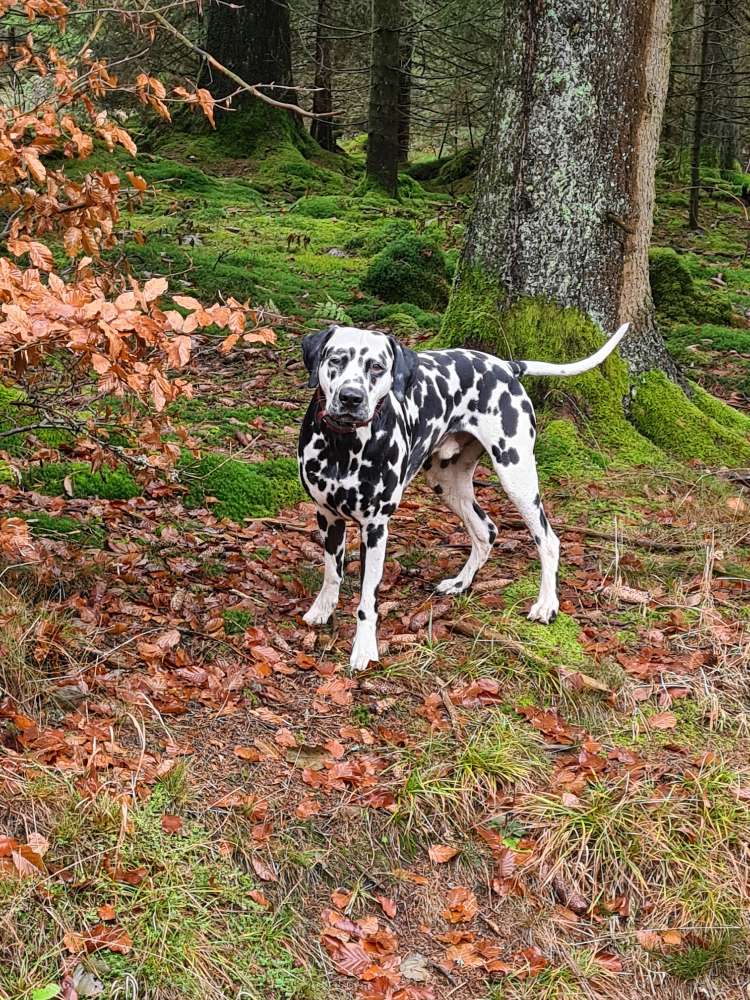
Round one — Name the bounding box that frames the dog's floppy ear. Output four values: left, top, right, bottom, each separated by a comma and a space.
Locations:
387, 335, 419, 403
302, 325, 335, 389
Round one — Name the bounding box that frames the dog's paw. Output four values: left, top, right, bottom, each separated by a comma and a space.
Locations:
303, 591, 338, 626
527, 597, 559, 624
435, 575, 469, 596
350, 630, 379, 671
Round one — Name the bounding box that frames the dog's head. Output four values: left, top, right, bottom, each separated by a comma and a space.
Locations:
302, 325, 418, 426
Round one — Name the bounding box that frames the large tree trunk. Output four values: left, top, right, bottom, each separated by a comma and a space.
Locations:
366, 0, 401, 195
310, 0, 336, 151
440, 0, 750, 466
199, 0, 296, 112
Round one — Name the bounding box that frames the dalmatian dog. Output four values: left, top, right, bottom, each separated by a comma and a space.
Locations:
297, 322, 630, 670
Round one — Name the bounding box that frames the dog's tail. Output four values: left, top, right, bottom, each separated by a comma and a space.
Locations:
516, 323, 630, 377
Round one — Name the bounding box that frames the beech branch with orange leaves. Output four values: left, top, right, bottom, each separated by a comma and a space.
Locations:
0, 0, 276, 478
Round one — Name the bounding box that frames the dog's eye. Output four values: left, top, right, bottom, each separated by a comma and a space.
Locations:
370, 363, 385, 377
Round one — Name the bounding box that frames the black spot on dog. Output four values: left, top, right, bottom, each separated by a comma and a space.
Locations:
521, 399, 536, 429
499, 393, 519, 436
358, 609, 366, 621
367, 523, 385, 548
539, 507, 549, 533
433, 483, 443, 495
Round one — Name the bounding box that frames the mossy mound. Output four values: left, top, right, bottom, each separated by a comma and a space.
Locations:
345, 218, 415, 256
375, 302, 442, 331
630, 371, 750, 465
23, 462, 140, 500
649, 247, 733, 325
154, 104, 353, 199
183, 455, 303, 521
290, 195, 351, 219
362, 234, 450, 309
406, 147, 480, 191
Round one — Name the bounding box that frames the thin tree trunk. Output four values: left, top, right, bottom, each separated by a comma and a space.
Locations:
397, 24, 414, 163
199, 0, 296, 113
689, 2, 710, 229
366, 0, 401, 195
311, 0, 336, 151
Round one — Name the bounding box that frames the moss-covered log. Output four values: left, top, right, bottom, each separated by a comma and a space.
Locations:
437, 0, 750, 468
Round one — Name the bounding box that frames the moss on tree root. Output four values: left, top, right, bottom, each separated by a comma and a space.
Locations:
630, 372, 750, 465
437, 266, 750, 468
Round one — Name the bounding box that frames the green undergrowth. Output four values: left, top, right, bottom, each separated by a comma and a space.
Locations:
665, 321, 750, 361
394, 710, 550, 830
519, 761, 750, 950
182, 454, 303, 521
535, 418, 609, 483
170, 398, 299, 446
0, 772, 322, 1000
153, 103, 354, 198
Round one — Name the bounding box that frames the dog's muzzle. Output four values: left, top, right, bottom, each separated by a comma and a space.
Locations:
315, 387, 382, 433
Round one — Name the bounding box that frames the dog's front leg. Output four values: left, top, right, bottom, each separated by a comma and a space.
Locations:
303, 511, 346, 626
350, 519, 388, 671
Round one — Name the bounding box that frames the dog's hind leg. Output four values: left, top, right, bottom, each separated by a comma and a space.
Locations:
425, 438, 497, 595
486, 448, 560, 623
304, 510, 346, 625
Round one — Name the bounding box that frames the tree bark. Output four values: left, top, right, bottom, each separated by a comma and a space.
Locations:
366, 0, 401, 195
199, 0, 296, 112
440, 0, 750, 465
445, 0, 677, 378
310, 0, 336, 151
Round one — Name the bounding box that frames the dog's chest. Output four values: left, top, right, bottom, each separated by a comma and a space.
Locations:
298, 422, 405, 520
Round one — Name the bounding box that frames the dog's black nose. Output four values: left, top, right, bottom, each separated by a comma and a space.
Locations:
339, 386, 365, 409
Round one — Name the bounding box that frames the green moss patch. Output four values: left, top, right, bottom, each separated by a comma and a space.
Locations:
362, 234, 450, 309
23, 462, 140, 500
183, 455, 303, 521
12, 510, 106, 546
290, 194, 351, 219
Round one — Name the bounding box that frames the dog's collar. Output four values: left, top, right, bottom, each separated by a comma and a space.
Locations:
315, 387, 384, 434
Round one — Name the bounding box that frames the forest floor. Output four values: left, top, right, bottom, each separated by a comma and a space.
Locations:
1, 130, 750, 1000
